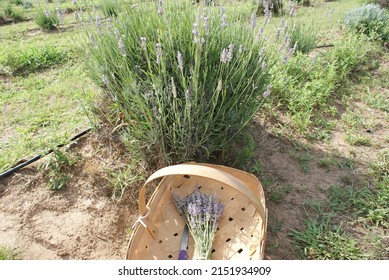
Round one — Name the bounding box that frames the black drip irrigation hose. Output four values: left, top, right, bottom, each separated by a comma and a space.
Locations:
0, 127, 91, 180
314, 44, 335, 49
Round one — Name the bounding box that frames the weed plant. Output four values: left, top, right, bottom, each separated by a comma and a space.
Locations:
80, 0, 286, 166
100, 0, 120, 17
23, 1, 33, 9
287, 21, 318, 54
290, 216, 364, 260
344, 4, 389, 41
10, 0, 24, 5
270, 34, 376, 133
40, 149, 77, 190
4, 4, 24, 21
0, 45, 67, 75
35, 8, 59, 30
0, 246, 19, 260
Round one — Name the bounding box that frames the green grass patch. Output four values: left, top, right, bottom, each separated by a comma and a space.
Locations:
0, 63, 98, 174
290, 216, 364, 260
0, 246, 19, 260
0, 45, 68, 75
35, 9, 59, 30
345, 131, 372, 146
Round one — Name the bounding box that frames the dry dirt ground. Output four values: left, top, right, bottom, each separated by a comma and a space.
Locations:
1, 57, 388, 261
1, 110, 387, 260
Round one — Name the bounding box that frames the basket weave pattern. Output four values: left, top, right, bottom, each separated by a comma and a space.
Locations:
127, 163, 267, 260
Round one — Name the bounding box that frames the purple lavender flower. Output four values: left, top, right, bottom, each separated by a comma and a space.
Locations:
226, 44, 234, 62
263, 84, 271, 97
250, 12, 256, 30
256, 27, 264, 40
56, 7, 64, 22
118, 38, 126, 56
220, 48, 228, 63
96, 15, 103, 33
192, 16, 199, 43
45, 10, 51, 17
288, 0, 296, 17
102, 76, 108, 85
282, 54, 289, 64
106, 17, 111, 30
72, 0, 77, 6
156, 43, 162, 64
114, 28, 120, 41
261, 61, 267, 70
177, 51, 183, 71
258, 47, 265, 61
220, 7, 228, 28
202, 12, 209, 35
140, 36, 147, 50
157, 0, 164, 16
185, 90, 190, 100
263, 0, 271, 17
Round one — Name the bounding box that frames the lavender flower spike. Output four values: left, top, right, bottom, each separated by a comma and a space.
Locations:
202, 12, 209, 35
102, 76, 108, 86
220, 6, 228, 28
157, 0, 164, 16
140, 37, 147, 50
226, 44, 234, 62
177, 51, 183, 71
256, 27, 264, 40
56, 7, 64, 22
263, 84, 271, 97
96, 15, 102, 33
220, 48, 228, 63
192, 17, 199, 43
118, 38, 126, 57
156, 43, 162, 64
250, 12, 256, 30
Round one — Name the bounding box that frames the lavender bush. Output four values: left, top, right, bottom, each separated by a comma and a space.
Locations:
79, 0, 279, 166
174, 189, 224, 260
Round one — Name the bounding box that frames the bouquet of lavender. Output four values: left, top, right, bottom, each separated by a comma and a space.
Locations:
174, 189, 224, 260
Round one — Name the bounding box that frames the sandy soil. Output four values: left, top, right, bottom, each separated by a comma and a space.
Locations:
0, 59, 387, 260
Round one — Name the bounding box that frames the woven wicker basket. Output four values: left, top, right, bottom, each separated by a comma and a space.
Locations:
126, 162, 267, 260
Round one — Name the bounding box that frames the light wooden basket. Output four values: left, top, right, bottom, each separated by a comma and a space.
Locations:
126, 163, 267, 260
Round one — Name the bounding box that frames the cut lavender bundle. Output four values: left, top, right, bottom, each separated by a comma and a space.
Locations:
174, 189, 224, 260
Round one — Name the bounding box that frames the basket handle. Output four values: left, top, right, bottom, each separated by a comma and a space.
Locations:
138, 164, 266, 224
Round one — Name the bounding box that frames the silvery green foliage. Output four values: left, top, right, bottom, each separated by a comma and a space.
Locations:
81, 1, 276, 165
344, 4, 389, 41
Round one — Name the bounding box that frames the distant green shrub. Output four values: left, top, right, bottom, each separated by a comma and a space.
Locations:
35, 9, 59, 30
297, 0, 311, 7
23, 1, 33, 9
100, 0, 120, 17
4, 4, 13, 17
4, 4, 24, 22
10, 0, 24, 5
0, 46, 67, 75
271, 34, 376, 132
344, 4, 389, 41
288, 21, 318, 54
